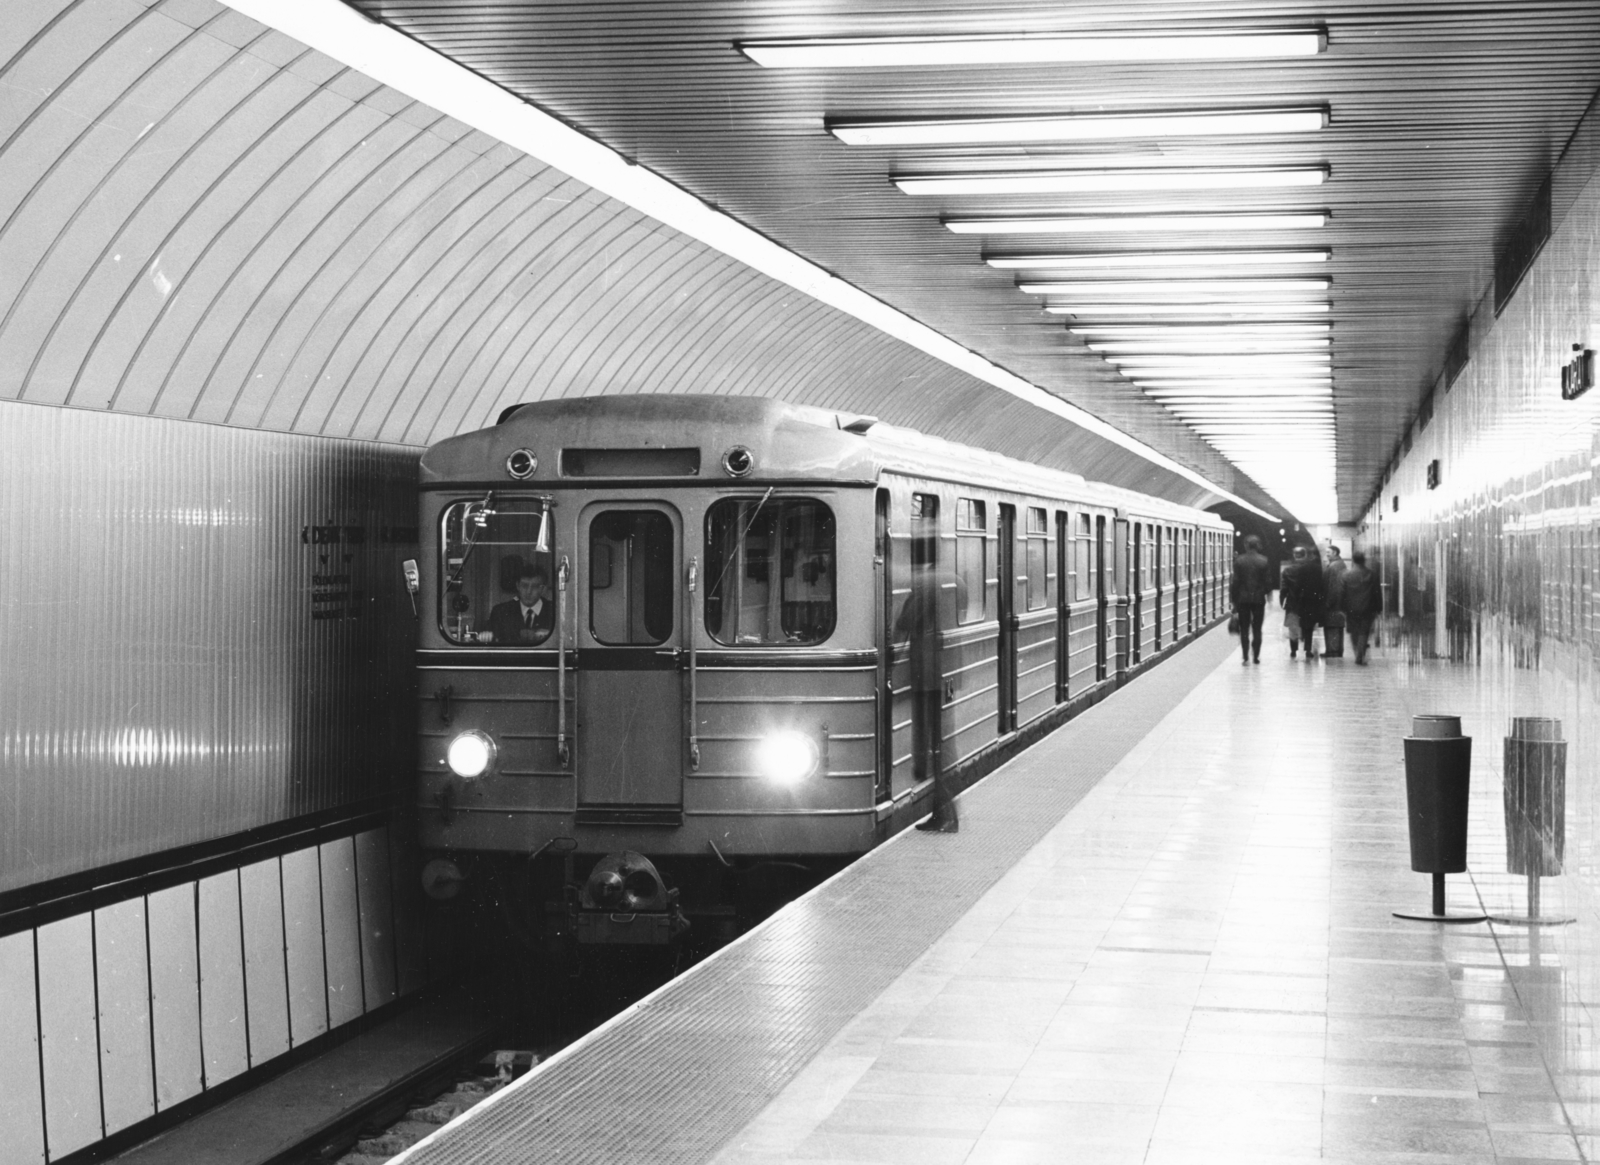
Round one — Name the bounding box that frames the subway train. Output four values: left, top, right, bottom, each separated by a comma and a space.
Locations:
412, 395, 1233, 948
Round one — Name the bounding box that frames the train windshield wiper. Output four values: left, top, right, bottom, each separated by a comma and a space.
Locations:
706, 486, 774, 605
446, 491, 497, 590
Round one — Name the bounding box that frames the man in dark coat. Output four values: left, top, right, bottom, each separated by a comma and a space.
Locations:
486, 561, 555, 645
1229, 534, 1272, 664
1281, 544, 1325, 659
1341, 551, 1379, 664
895, 561, 958, 832
1322, 546, 1348, 658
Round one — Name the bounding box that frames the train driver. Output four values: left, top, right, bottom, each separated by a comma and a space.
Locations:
483, 560, 555, 644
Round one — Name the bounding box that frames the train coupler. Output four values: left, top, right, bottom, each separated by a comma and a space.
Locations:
574, 849, 691, 945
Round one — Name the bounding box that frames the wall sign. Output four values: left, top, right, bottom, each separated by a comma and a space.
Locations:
1561, 346, 1595, 400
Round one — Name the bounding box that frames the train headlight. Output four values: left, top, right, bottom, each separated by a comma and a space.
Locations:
756, 730, 819, 784
446, 731, 496, 778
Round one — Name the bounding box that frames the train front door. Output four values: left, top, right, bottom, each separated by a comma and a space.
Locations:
575, 503, 684, 819
996, 503, 1018, 734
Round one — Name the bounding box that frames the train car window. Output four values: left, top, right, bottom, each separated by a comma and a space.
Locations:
1049, 511, 1065, 606
704, 498, 836, 645
1075, 514, 1092, 600
1024, 507, 1048, 610
590, 511, 674, 645
438, 498, 556, 646
955, 498, 987, 624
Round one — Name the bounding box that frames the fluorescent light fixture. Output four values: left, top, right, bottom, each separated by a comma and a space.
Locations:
1116, 356, 1332, 369
1171, 406, 1335, 415
1092, 340, 1331, 354
835, 107, 1328, 147
896, 166, 1327, 196
741, 30, 1325, 68
1049, 302, 1331, 315
1169, 395, 1333, 402
990, 249, 1332, 270
1144, 388, 1333, 397
1074, 324, 1330, 336
948, 211, 1328, 234
1121, 369, 1331, 382
1026, 279, 1330, 295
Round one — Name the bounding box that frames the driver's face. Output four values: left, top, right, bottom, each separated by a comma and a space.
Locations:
517, 575, 548, 605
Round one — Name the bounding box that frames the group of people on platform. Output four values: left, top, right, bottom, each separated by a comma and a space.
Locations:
1229, 535, 1379, 666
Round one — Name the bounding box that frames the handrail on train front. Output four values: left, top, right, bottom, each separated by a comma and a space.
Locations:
557, 554, 571, 766
686, 555, 700, 771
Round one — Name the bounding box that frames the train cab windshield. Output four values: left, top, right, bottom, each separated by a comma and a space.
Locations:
704, 497, 836, 645
440, 496, 556, 646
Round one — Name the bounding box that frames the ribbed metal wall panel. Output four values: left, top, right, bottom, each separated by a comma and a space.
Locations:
0, 399, 416, 892
0, 0, 1263, 511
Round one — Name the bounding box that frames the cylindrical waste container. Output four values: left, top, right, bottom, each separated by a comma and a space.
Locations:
1504, 717, 1565, 876
1395, 714, 1486, 923
1496, 716, 1571, 925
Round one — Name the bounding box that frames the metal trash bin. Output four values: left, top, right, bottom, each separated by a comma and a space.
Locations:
1394, 714, 1486, 923
1494, 717, 1572, 925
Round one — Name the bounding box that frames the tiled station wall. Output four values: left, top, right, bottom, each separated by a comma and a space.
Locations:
1362, 91, 1600, 905
0, 403, 433, 1161
0, 821, 439, 1164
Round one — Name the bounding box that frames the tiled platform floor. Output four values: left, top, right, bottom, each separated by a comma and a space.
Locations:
712, 631, 1600, 1165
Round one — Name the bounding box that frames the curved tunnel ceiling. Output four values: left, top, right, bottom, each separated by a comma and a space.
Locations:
0, 0, 1286, 514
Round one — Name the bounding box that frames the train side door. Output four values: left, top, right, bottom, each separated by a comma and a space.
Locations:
1132, 523, 1144, 663
1152, 524, 1163, 648
874, 489, 893, 803
575, 503, 684, 819
1095, 514, 1108, 681
1055, 511, 1070, 701
996, 503, 1018, 734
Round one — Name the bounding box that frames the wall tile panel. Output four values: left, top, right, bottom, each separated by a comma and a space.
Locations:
145, 882, 203, 1111
280, 844, 328, 1046
318, 837, 364, 1028
93, 898, 155, 1136
353, 827, 397, 1010
238, 857, 289, 1066
196, 870, 247, 1087
36, 914, 102, 1158
0, 930, 46, 1165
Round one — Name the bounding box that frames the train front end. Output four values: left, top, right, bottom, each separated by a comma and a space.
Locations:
414, 396, 881, 949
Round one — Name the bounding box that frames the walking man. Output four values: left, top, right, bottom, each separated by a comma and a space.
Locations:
1342, 551, 1379, 664
1230, 534, 1272, 664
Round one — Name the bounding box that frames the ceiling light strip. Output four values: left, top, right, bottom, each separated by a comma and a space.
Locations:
1094, 342, 1331, 354
1075, 324, 1331, 336
1027, 279, 1331, 295
950, 212, 1329, 234
834, 107, 1328, 146
215, 0, 1279, 522
741, 30, 1325, 68
990, 249, 1332, 270
897, 167, 1328, 195
1049, 303, 1332, 316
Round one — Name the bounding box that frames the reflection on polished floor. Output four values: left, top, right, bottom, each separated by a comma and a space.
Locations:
714, 628, 1599, 1165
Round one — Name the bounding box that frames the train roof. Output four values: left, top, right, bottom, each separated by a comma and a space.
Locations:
420, 395, 1226, 526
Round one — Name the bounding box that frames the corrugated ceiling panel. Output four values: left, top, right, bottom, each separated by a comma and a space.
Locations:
348, 0, 1600, 519
0, 0, 1270, 510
